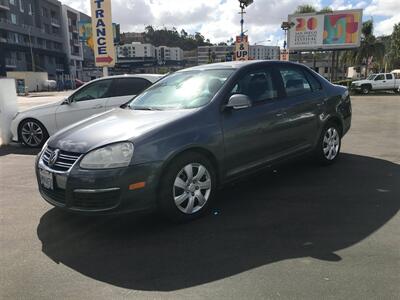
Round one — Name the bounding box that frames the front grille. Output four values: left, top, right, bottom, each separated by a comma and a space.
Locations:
41, 186, 66, 204
73, 189, 120, 210
42, 147, 81, 172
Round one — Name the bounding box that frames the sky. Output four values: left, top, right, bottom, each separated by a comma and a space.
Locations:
62, 0, 399, 46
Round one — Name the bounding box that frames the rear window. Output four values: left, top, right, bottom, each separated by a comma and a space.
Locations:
386, 74, 393, 80
112, 78, 152, 97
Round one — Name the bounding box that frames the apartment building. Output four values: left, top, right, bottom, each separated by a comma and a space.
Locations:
197, 45, 234, 65
0, 0, 67, 78
61, 4, 83, 80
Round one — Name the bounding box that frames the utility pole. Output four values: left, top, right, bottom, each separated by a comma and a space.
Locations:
238, 0, 253, 41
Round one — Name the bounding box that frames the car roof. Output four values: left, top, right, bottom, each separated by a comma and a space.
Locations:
92, 74, 164, 83
178, 60, 304, 72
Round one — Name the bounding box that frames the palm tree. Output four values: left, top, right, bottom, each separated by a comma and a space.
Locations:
341, 20, 385, 78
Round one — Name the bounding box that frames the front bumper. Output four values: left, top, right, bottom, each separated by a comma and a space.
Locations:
35, 152, 162, 215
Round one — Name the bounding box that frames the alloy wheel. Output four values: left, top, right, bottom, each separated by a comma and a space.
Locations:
21, 121, 44, 147
173, 163, 212, 214
323, 127, 340, 160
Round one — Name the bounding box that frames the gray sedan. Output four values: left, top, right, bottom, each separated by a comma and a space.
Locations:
35, 61, 351, 222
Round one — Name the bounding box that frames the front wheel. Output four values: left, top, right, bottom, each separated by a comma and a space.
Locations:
361, 85, 370, 94
315, 123, 341, 165
158, 152, 216, 222
19, 119, 49, 148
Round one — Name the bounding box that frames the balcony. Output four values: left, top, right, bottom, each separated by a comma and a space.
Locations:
51, 18, 60, 28
0, 0, 10, 10
56, 64, 64, 71
5, 58, 17, 68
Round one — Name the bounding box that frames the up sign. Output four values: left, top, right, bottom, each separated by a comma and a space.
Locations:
90, 0, 115, 67
235, 35, 249, 61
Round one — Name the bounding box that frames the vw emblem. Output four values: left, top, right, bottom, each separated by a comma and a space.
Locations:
48, 149, 60, 167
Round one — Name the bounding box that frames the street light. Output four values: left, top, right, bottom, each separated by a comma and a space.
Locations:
238, 0, 254, 40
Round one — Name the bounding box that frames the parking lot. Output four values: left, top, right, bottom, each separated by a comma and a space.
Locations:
1, 94, 399, 299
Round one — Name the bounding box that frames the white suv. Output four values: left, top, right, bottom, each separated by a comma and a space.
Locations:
351, 73, 400, 94
11, 74, 164, 147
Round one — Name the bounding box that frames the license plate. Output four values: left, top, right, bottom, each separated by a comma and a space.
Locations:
39, 169, 53, 190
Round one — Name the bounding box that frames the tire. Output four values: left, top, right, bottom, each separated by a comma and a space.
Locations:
158, 152, 217, 222
361, 85, 370, 94
314, 123, 341, 165
19, 119, 49, 148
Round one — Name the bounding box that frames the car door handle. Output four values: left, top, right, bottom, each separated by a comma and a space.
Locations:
275, 112, 287, 117
92, 105, 104, 109
382, 81, 386, 82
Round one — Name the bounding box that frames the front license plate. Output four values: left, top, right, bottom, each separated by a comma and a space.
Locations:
39, 169, 53, 190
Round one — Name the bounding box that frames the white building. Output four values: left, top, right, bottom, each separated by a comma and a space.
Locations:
117, 42, 156, 59
61, 5, 83, 80
250, 45, 280, 60
156, 46, 184, 62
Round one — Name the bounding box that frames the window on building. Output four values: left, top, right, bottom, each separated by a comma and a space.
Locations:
10, 0, 16, 5
11, 13, 17, 24
28, 3, 32, 15
324, 67, 329, 73
19, 0, 24, 12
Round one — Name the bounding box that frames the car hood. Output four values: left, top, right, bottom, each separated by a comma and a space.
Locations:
20, 99, 63, 114
352, 80, 369, 85
48, 108, 194, 153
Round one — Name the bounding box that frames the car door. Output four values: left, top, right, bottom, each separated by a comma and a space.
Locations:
372, 74, 385, 90
55, 79, 112, 130
384, 73, 395, 89
275, 64, 324, 151
105, 77, 152, 109
221, 66, 288, 178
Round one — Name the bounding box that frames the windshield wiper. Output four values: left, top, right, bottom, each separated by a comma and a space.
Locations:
131, 106, 161, 111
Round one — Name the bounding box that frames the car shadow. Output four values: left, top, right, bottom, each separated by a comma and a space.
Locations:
0, 144, 41, 156
37, 153, 400, 291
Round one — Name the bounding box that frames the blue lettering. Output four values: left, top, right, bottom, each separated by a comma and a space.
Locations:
96, 19, 105, 27
98, 46, 107, 55
98, 37, 106, 45
95, 9, 104, 18
94, 0, 104, 9
96, 28, 106, 36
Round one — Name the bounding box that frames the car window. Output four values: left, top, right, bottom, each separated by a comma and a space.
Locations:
386, 74, 393, 80
231, 69, 278, 103
71, 80, 112, 102
278, 66, 312, 97
112, 78, 152, 97
304, 70, 322, 91
375, 74, 384, 81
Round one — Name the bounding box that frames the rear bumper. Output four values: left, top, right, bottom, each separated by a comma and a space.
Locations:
35, 153, 163, 215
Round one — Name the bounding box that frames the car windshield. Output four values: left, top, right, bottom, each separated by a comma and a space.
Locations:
367, 74, 376, 80
128, 69, 234, 110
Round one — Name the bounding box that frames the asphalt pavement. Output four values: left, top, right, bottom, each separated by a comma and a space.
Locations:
0, 94, 399, 299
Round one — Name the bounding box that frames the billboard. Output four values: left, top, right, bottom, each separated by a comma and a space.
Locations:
287, 9, 362, 50
235, 35, 249, 61
90, 0, 116, 67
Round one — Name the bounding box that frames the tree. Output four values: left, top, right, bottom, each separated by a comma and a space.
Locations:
388, 23, 400, 69
294, 4, 317, 14
319, 7, 333, 13
341, 20, 385, 77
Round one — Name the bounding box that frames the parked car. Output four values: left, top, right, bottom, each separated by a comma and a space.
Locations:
35, 61, 352, 222
351, 73, 400, 94
11, 74, 164, 147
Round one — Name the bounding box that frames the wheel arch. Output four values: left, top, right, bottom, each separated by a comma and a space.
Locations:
326, 116, 344, 136
17, 117, 49, 142
157, 146, 220, 192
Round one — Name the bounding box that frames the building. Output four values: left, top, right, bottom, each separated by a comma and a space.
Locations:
197, 45, 234, 65
156, 46, 183, 63
0, 0, 67, 79
117, 42, 156, 60
121, 31, 145, 44
79, 11, 97, 81
183, 49, 198, 67
250, 45, 280, 60
61, 4, 83, 80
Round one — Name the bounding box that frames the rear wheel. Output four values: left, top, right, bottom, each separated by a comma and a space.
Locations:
158, 152, 216, 222
361, 85, 370, 94
19, 119, 48, 148
315, 123, 341, 165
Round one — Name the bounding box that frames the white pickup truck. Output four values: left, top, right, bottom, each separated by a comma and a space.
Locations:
351, 73, 400, 94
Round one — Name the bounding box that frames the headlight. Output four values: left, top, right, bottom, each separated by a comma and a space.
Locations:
80, 142, 134, 169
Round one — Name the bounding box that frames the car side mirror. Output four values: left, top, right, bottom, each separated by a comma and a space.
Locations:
62, 97, 72, 105
225, 94, 252, 110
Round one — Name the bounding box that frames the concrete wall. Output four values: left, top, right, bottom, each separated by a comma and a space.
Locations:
6, 71, 48, 92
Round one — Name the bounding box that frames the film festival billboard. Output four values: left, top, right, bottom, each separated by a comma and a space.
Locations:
287, 9, 362, 50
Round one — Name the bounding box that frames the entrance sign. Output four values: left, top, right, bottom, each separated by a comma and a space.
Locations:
90, 0, 115, 67
235, 35, 249, 61
280, 49, 289, 61
287, 9, 362, 50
